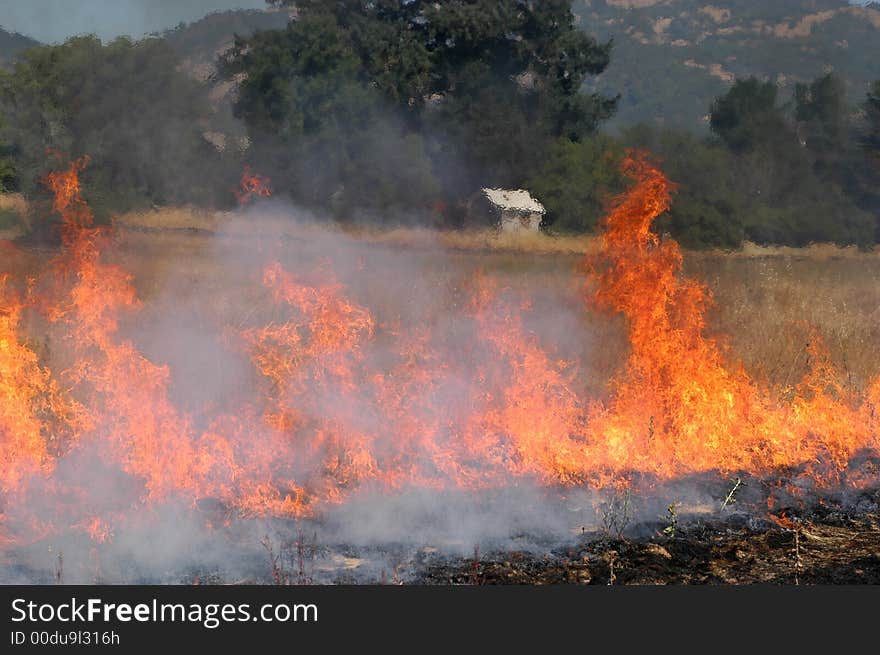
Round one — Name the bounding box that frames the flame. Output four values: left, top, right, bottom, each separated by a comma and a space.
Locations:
0, 152, 877, 549
0, 273, 83, 499
80, 516, 113, 543
42, 160, 207, 504
582, 152, 879, 485
235, 166, 272, 205
44, 156, 94, 232
0, 277, 56, 494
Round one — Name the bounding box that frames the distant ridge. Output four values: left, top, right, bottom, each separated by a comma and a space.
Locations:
0, 26, 40, 67
576, 0, 880, 130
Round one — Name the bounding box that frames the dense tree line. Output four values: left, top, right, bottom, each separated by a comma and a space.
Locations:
625, 75, 879, 249
0, 114, 14, 193
530, 73, 879, 247
220, 0, 616, 222
528, 74, 879, 247
0, 2, 878, 249
0, 35, 236, 235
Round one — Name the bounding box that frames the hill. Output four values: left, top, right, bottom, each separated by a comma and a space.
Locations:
5, 4, 879, 135
0, 27, 39, 68
159, 8, 290, 70
158, 8, 291, 142
152, 3, 880, 134
576, 0, 880, 130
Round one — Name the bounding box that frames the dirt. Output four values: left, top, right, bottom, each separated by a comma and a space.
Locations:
3, 227, 880, 585
416, 497, 880, 585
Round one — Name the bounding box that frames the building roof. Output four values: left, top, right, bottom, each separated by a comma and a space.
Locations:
481, 188, 546, 214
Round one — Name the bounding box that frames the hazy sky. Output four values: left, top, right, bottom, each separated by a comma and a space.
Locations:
0, 0, 268, 43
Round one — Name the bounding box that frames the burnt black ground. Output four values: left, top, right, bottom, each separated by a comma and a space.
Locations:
416, 496, 880, 585
4, 483, 879, 585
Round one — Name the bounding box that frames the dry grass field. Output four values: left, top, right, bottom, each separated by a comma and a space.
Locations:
3, 204, 880, 585
0, 193, 28, 238
119, 206, 880, 394
3, 204, 879, 399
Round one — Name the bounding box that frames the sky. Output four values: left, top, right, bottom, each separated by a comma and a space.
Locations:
0, 0, 268, 43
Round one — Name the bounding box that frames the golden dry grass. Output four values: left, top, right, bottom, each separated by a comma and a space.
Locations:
3, 203, 878, 397
115, 217, 880, 395
0, 193, 27, 214
701, 240, 880, 261
118, 206, 603, 255
0, 193, 28, 239
119, 206, 880, 259
690, 255, 880, 390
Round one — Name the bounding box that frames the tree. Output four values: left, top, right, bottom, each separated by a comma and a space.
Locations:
864, 80, 880, 157
709, 79, 805, 218
795, 74, 848, 151
704, 78, 874, 248
525, 135, 625, 233
861, 80, 880, 237
625, 95, 875, 251
709, 77, 794, 154
794, 73, 859, 194
221, 12, 439, 217
225, 1, 617, 213
0, 36, 231, 228
0, 113, 15, 193
0, 158, 13, 192
275, 1, 616, 125
622, 125, 745, 249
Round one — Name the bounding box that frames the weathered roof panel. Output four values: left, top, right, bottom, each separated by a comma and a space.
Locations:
481, 188, 545, 213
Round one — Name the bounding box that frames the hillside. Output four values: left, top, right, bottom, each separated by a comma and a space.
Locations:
0, 27, 39, 68
4, 4, 879, 134
158, 9, 291, 142
577, 0, 880, 130
154, 3, 880, 134
160, 8, 290, 70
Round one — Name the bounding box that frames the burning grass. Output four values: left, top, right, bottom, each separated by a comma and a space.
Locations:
0, 153, 879, 583
117, 202, 880, 259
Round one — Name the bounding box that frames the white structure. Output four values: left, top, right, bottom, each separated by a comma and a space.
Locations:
479, 188, 546, 233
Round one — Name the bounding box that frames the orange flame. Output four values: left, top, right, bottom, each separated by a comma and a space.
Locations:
235, 166, 272, 205
0, 277, 55, 494
582, 152, 879, 485
0, 275, 83, 499
0, 152, 877, 549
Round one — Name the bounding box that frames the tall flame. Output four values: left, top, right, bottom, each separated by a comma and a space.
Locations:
0, 152, 877, 551
583, 152, 879, 485
0, 277, 57, 494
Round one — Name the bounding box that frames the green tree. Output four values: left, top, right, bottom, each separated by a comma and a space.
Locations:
525, 135, 625, 233
221, 12, 439, 217
795, 74, 848, 153
624, 108, 875, 250
277, 1, 616, 126
0, 113, 15, 193
709, 79, 807, 226
794, 73, 860, 196
704, 78, 874, 248
0, 36, 230, 228
864, 80, 880, 159
622, 125, 745, 249
861, 80, 880, 237
709, 77, 793, 154
226, 1, 616, 213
